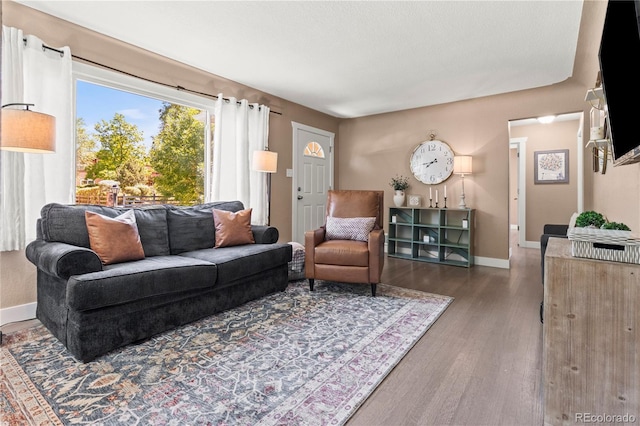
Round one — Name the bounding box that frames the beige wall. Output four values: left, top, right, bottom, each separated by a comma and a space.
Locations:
511, 119, 581, 241
3, 0, 637, 312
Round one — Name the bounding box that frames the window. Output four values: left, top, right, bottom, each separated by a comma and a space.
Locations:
73, 63, 213, 206
303, 141, 325, 158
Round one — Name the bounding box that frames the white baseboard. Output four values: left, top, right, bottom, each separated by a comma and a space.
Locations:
474, 256, 510, 269
0, 302, 37, 326
522, 240, 541, 249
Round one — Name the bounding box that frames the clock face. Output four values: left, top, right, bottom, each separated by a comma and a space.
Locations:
409, 140, 455, 184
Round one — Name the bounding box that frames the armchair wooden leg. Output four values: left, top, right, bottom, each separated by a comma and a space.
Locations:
371, 283, 377, 297
309, 279, 314, 292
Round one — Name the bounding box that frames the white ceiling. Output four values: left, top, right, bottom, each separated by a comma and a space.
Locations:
17, 0, 585, 119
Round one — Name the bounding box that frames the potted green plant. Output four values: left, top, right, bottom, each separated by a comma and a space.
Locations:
389, 175, 409, 207
601, 221, 631, 231
575, 211, 606, 228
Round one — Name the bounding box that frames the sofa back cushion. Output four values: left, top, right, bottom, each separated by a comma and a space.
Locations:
40, 203, 170, 257
167, 201, 245, 254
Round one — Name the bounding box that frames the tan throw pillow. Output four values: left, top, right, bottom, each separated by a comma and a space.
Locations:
85, 210, 145, 265
213, 208, 255, 248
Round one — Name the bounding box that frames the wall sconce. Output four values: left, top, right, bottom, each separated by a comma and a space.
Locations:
252, 149, 278, 225
1, 103, 56, 153
453, 155, 473, 209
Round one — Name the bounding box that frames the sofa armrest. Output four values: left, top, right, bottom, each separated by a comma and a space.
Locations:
26, 239, 103, 280
251, 225, 279, 244
368, 228, 385, 283
543, 224, 569, 235
304, 227, 326, 278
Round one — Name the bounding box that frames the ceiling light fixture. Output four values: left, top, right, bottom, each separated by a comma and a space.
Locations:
537, 115, 556, 124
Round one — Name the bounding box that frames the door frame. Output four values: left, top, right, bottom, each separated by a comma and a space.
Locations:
291, 121, 335, 243
509, 137, 527, 250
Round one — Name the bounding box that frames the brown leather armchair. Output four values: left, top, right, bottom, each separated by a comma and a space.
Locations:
305, 190, 385, 296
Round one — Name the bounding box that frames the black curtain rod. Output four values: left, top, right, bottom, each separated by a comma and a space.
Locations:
24, 37, 65, 57
73, 55, 283, 115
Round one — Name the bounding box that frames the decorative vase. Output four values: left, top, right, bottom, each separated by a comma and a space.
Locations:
393, 190, 405, 207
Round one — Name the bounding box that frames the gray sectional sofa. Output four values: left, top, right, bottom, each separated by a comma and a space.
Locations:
26, 201, 292, 362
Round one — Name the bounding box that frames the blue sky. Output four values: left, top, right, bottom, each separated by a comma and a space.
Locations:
76, 80, 165, 151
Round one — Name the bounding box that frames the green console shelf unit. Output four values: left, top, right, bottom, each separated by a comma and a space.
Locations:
388, 207, 474, 267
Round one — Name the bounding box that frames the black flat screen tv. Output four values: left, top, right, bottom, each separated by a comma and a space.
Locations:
598, 0, 640, 165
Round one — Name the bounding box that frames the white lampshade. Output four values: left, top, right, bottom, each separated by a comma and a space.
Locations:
454, 155, 473, 175
1, 108, 56, 153
252, 150, 278, 173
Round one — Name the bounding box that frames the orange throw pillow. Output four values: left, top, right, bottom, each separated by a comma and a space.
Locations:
213, 208, 255, 248
85, 210, 145, 265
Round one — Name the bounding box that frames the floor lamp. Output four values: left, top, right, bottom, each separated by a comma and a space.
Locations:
252, 149, 278, 225
0, 103, 56, 343
454, 155, 473, 209
1, 103, 56, 153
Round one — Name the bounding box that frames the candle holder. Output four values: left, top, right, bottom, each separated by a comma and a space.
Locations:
429, 198, 433, 208
435, 201, 439, 208
444, 197, 448, 209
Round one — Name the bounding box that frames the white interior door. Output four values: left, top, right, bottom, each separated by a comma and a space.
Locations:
292, 122, 334, 243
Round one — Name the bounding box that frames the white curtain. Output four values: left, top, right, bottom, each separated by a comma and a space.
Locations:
1, 26, 74, 250
209, 95, 270, 225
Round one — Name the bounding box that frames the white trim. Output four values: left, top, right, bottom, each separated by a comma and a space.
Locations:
0, 302, 37, 326
577, 114, 585, 213
73, 62, 214, 111
474, 256, 510, 269
509, 137, 527, 249
522, 240, 541, 249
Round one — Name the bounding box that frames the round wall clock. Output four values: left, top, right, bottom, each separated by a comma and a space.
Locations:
409, 139, 455, 184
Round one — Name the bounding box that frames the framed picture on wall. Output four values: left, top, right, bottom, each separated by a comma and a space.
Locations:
534, 149, 569, 184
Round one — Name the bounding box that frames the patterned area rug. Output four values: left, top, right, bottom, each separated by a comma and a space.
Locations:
1, 280, 452, 425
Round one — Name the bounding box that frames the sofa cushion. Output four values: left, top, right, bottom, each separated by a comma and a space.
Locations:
167, 201, 245, 254
85, 210, 145, 265
178, 243, 292, 285
66, 256, 218, 311
314, 240, 369, 267
40, 203, 170, 257
213, 208, 255, 248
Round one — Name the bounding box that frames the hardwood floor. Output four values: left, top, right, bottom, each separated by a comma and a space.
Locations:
1, 234, 544, 425
347, 236, 544, 426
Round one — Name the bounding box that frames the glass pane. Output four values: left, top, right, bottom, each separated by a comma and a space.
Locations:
76, 80, 205, 206
303, 141, 325, 158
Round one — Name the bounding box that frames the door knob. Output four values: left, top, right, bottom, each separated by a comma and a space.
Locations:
297, 195, 304, 200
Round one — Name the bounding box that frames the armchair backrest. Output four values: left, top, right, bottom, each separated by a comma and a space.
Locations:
326, 190, 384, 229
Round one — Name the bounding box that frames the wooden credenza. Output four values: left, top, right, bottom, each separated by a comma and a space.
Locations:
543, 238, 640, 425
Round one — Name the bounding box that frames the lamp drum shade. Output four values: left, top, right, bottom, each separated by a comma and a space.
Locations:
453, 155, 473, 175
252, 150, 278, 173
1, 109, 56, 153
